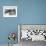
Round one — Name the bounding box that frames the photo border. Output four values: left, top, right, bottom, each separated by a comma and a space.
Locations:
3, 6, 17, 17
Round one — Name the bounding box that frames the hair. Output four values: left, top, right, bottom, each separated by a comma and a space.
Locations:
5, 9, 16, 15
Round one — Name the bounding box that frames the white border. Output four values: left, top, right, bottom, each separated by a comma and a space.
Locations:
3, 6, 17, 17
18, 25, 20, 43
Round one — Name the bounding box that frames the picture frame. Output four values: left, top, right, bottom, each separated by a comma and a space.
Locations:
3, 6, 17, 17
18, 24, 46, 42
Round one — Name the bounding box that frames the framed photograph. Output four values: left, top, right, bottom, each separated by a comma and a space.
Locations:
18, 24, 46, 42
3, 6, 17, 17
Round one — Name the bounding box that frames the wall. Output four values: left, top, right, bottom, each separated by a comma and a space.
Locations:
0, 0, 46, 44
0, 0, 18, 44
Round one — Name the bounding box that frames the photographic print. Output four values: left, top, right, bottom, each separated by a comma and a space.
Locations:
3, 6, 17, 17
18, 24, 46, 46
18, 24, 46, 41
